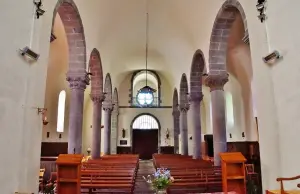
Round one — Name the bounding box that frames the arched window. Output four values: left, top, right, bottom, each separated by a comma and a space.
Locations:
131, 70, 160, 107
132, 114, 159, 129
57, 90, 66, 133
225, 92, 234, 129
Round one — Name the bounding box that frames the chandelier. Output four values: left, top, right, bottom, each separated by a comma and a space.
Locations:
136, 9, 156, 106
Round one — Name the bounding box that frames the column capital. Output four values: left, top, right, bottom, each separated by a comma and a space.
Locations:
66, 71, 90, 90
103, 103, 114, 112
179, 104, 190, 113
189, 93, 204, 102
90, 93, 105, 104
205, 71, 228, 91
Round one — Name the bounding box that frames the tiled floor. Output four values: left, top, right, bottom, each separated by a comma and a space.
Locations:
134, 160, 155, 194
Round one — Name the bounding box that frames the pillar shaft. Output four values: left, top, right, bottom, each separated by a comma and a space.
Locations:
180, 106, 189, 156
205, 71, 228, 166
91, 94, 104, 159
66, 73, 89, 154
172, 110, 180, 154
190, 95, 203, 159
111, 110, 119, 154
103, 106, 113, 155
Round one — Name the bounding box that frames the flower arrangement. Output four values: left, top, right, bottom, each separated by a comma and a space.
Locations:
143, 168, 174, 192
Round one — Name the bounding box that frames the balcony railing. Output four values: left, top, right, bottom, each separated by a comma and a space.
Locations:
130, 97, 160, 107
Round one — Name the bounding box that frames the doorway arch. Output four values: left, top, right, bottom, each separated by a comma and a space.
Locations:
131, 113, 160, 159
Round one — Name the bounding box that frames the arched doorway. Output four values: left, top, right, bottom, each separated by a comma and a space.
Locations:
131, 114, 160, 160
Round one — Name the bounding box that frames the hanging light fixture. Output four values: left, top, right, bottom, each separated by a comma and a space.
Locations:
136, 7, 156, 106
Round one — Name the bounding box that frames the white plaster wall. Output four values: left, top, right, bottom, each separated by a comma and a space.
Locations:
263, 0, 300, 190
42, 14, 69, 143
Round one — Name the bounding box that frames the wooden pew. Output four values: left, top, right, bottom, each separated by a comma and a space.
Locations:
153, 154, 222, 193
80, 154, 139, 193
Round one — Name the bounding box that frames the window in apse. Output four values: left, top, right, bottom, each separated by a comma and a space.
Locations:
57, 90, 66, 133
225, 92, 234, 129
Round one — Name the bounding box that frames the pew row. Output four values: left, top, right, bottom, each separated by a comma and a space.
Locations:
80, 154, 139, 193
153, 154, 222, 193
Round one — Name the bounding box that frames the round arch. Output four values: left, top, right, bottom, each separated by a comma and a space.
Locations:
104, 73, 113, 104
52, 0, 87, 71
88, 48, 103, 95
173, 88, 179, 110
208, 0, 248, 72
179, 73, 189, 106
130, 113, 161, 130
190, 49, 206, 100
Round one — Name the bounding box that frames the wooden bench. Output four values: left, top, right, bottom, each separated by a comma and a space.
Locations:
80, 154, 139, 193
266, 175, 300, 194
153, 154, 222, 193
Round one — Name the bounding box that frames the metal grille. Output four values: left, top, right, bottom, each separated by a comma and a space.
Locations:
132, 115, 159, 129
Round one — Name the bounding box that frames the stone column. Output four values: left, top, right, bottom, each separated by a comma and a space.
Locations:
90, 94, 105, 159
190, 94, 203, 159
179, 105, 189, 156
111, 108, 119, 154
66, 72, 89, 154
103, 104, 113, 155
172, 110, 180, 154
205, 72, 228, 166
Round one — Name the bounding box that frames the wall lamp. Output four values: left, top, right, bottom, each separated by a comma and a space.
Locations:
256, 0, 266, 23
19, 46, 40, 61
37, 107, 49, 126
34, 0, 45, 19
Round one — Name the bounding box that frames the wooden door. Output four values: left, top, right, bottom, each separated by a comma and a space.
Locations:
132, 129, 158, 160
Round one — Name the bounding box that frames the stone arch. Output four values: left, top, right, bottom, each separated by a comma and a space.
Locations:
88, 49, 103, 95
113, 88, 119, 106
208, 0, 248, 71
179, 74, 189, 105
53, 0, 86, 71
104, 73, 113, 102
190, 49, 206, 100
173, 88, 179, 110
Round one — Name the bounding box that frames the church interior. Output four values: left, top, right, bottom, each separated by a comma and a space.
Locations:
1, 0, 300, 193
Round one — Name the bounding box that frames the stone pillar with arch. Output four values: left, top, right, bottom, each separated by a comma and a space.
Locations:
111, 88, 119, 154
179, 74, 189, 156
90, 94, 104, 158
66, 72, 89, 154
103, 73, 113, 155
189, 94, 203, 159
172, 110, 180, 154
189, 50, 206, 159
103, 104, 113, 155
205, 72, 228, 166
179, 105, 189, 155
172, 88, 180, 154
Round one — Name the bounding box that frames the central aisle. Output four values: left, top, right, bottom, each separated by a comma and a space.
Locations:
134, 160, 155, 193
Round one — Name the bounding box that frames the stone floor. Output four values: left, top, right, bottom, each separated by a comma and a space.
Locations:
134, 160, 155, 194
